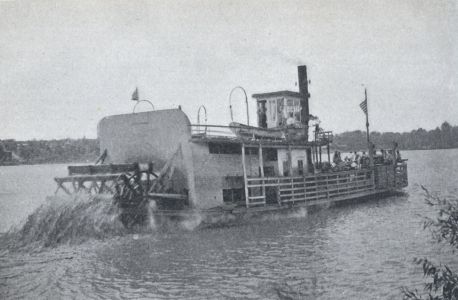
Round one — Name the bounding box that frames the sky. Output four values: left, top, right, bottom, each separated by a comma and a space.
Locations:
0, 0, 456, 140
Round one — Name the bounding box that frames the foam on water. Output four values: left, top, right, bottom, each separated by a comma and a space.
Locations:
179, 213, 203, 231
0, 190, 314, 252
0, 195, 224, 251
259, 207, 309, 221
1, 194, 127, 250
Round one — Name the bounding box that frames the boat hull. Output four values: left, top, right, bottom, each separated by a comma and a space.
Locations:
150, 188, 405, 229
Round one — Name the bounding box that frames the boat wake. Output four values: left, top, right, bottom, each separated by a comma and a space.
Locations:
0, 194, 313, 252
0, 195, 210, 251
1, 194, 128, 251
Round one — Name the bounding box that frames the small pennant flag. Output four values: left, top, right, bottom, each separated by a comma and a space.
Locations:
131, 87, 139, 101
359, 99, 367, 115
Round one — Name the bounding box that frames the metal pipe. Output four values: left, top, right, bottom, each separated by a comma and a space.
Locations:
197, 105, 208, 134
197, 105, 207, 125
229, 86, 249, 126
297, 66, 310, 126
298, 65, 314, 173
133, 100, 155, 113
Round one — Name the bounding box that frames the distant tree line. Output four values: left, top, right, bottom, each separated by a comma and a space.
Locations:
333, 121, 458, 152
0, 138, 99, 165
1, 121, 456, 165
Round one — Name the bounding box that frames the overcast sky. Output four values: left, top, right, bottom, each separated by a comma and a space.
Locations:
1, 0, 456, 140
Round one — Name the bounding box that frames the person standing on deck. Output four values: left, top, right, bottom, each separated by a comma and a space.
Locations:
361, 152, 368, 168
286, 112, 295, 127
258, 102, 267, 128
381, 149, 387, 163
385, 150, 394, 164
355, 152, 361, 169
333, 151, 342, 165
350, 152, 358, 169
393, 142, 400, 162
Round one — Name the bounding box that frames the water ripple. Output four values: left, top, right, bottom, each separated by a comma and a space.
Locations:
1, 150, 458, 299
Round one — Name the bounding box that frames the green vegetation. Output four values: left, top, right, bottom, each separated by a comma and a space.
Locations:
402, 186, 458, 300
334, 122, 458, 151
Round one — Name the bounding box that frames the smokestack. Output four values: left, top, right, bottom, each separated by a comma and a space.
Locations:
297, 65, 310, 126
298, 65, 313, 172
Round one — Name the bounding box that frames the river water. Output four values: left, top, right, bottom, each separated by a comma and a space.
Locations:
0, 149, 457, 299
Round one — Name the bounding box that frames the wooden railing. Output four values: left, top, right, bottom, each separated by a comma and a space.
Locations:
245, 169, 375, 207
316, 131, 333, 143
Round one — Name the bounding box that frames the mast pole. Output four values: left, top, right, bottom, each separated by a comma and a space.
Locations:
365, 88, 374, 168
365, 88, 370, 144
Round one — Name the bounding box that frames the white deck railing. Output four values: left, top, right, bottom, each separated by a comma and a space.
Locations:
190, 124, 237, 138
245, 169, 375, 207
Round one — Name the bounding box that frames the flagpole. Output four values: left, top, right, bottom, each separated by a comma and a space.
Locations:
365, 88, 370, 144
364, 88, 374, 168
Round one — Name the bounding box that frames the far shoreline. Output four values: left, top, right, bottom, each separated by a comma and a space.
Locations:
2, 147, 457, 168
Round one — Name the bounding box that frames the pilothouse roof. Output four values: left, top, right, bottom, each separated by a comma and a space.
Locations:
252, 90, 304, 99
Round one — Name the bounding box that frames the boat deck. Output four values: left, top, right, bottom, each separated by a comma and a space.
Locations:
189, 124, 330, 147
152, 162, 408, 220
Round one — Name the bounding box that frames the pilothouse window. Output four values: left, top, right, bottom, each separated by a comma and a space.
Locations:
258, 101, 267, 128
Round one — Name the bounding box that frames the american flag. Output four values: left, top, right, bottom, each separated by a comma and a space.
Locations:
359, 99, 367, 115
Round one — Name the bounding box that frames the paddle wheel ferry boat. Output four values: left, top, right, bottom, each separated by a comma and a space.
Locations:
54, 65, 408, 227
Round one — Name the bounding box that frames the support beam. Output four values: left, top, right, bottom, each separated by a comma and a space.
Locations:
287, 145, 294, 204
258, 144, 266, 205
54, 179, 71, 195
258, 144, 264, 177
315, 145, 319, 165
148, 193, 188, 200
288, 145, 293, 177
99, 180, 106, 193
392, 145, 397, 187
71, 178, 77, 192
327, 144, 330, 163
242, 144, 249, 208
